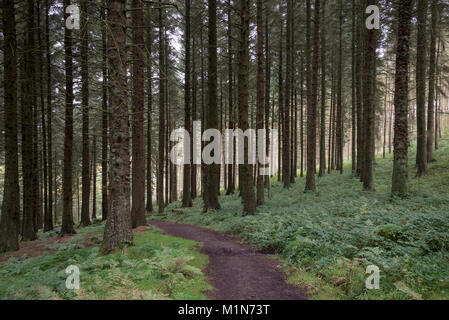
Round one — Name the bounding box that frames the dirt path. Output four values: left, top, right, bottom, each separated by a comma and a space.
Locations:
149, 220, 307, 300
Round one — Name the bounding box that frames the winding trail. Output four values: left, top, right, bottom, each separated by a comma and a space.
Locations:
149, 220, 307, 300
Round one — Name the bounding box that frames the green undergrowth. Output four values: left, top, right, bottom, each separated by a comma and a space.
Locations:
155, 140, 449, 300
0, 224, 211, 300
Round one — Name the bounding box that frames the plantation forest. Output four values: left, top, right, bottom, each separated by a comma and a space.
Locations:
1, 0, 449, 301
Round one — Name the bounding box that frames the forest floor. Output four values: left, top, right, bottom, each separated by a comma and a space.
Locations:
155, 140, 449, 300
1, 141, 448, 300
149, 220, 307, 300
0, 223, 212, 299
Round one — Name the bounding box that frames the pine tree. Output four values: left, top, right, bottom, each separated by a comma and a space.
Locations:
100, 0, 134, 253
0, 0, 20, 252
392, 0, 413, 195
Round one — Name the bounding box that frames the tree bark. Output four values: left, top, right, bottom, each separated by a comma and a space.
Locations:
182, 0, 193, 208
426, 0, 438, 162
81, 0, 91, 227
100, 0, 134, 253
131, 0, 146, 227
392, 0, 413, 196
0, 0, 20, 252
203, 0, 221, 211
238, 0, 256, 214
256, 0, 265, 205
61, 0, 76, 235
416, 0, 428, 175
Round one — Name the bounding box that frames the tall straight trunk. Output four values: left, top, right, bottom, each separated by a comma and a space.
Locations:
191, 34, 198, 199
45, 0, 53, 231
100, 0, 134, 253
226, 0, 235, 195
435, 37, 441, 150
300, 54, 304, 177
238, 0, 256, 214
336, 0, 343, 174
204, 0, 221, 211
319, 0, 327, 177
131, 0, 146, 227
0, 0, 20, 252
146, 8, 153, 212
256, 0, 265, 205
36, 1, 49, 233
362, 0, 377, 190
278, 19, 283, 182
351, 0, 356, 172
283, 0, 292, 188
305, 0, 317, 191
426, 0, 438, 162
182, 0, 193, 207
81, 0, 91, 227
157, 2, 165, 213
356, 1, 363, 176
264, 12, 271, 194
101, 0, 109, 220
392, 0, 413, 196
92, 133, 97, 220
61, 0, 76, 235
383, 74, 389, 159
416, 0, 428, 175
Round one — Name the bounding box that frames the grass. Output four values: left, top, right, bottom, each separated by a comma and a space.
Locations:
0, 224, 211, 300
155, 140, 449, 300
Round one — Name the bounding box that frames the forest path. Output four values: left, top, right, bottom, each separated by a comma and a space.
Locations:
148, 220, 307, 300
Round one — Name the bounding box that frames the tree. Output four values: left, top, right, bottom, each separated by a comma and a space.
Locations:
45, 0, 54, 232
226, 0, 235, 196
392, 0, 413, 195
157, 1, 166, 213
61, 0, 76, 236
305, 0, 318, 192
238, 0, 256, 214
101, 0, 109, 221
146, 7, 154, 213
100, 0, 134, 253
427, 0, 438, 163
416, 0, 428, 175
319, 0, 327, 177
131, 0, 147, 228
81, 0, 91, 227
362, 0, 377, 191
203, 0, 221, 211
256, 0, 265, 205
283, 0, 292, 188
0, 0, 20, 252
182, 0, 193, 208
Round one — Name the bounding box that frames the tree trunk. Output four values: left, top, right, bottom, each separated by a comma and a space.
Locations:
61, 0, 76, 235
392, 0, 413, 196
0, 0, 20, 252
101, 0, 109, 221
81, 0, 91, 227
100, 0, 134, 253
319, 0, 327, 177
238, 0, 256, 214
426, 0, 438, 162
283, 0, 292, 188
256, 0, 265, 205
182, 0, 193, 207
203, 0, 221, 211
131, 0, 146, 227
157, 2, 166, 213
362, 0, 377, 191
226, 0, 235, 195
45, 0, 53, 231
416, 0, 428, 175
305, 0, 318, 191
